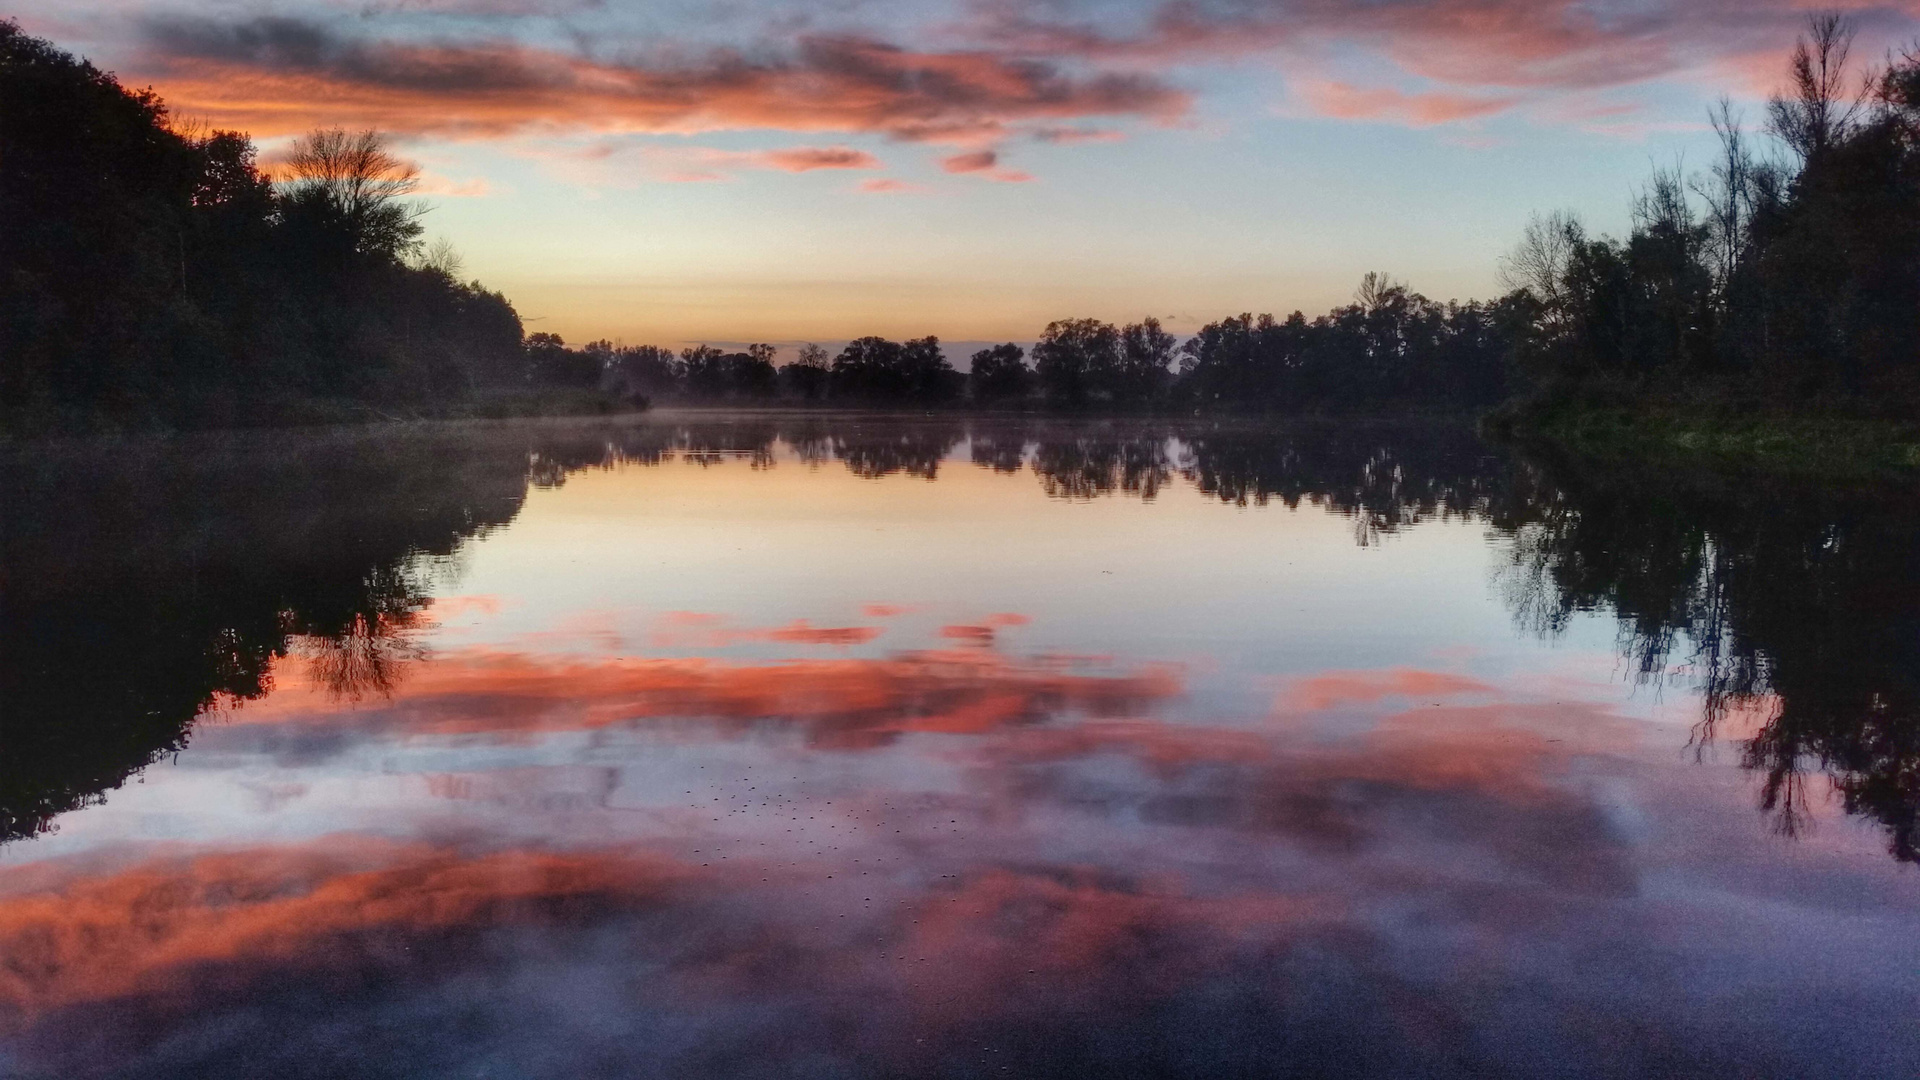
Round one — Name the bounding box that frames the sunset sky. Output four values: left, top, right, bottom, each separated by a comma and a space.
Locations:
24, 1, 1920, 349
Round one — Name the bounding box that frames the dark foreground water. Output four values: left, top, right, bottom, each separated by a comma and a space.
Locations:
1, 414, 1916, 1079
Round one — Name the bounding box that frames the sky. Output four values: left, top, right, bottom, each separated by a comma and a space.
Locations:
21, 0, 1920, 349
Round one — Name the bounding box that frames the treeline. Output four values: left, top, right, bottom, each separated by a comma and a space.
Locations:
555, 282, 1521, 413
1503, 14, 1920, 413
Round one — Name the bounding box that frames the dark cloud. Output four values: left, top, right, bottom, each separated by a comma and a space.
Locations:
132, 15, 1192, 140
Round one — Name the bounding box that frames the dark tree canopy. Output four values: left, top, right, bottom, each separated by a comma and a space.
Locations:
830, 336, 961, 403
0, 22, 545, 429
1504, 14, 1920, 412
970, 344, 1031, 403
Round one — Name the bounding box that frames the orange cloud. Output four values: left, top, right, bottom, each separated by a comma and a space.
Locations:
0, 840, 1318, 1063
133, 17, 1191, 141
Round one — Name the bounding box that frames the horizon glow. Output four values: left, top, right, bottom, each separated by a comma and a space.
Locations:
21, 0, 1920, 351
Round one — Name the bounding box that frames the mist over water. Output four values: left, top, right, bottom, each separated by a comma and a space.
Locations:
2, 414, 1916, 1079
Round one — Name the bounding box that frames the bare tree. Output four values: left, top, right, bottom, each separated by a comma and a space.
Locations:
1354, 271, 1408, 314
1767, 13, 1870, 163
1499, 210, 1583, 310
793, 342, 830, 370
1633, 164, 1696, 241
416, 237, 464, 278
282, 127, 426, 256
1694, 98, 1756, 293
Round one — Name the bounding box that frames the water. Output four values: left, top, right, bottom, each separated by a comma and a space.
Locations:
2, 414, 1916, 1078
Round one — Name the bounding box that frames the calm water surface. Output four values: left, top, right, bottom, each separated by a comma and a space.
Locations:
1, 414, 1916, 1078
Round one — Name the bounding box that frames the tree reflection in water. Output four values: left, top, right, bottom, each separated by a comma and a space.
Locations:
1494, 445, 1920, 862
2, 415, 1916, 863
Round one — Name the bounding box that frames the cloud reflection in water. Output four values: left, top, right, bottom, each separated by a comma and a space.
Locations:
6, 623, 1917, 1077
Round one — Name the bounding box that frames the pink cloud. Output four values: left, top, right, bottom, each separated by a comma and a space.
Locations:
858, 178, 929, 193
755, 146, 882, 172
1299, 81, 1519, 125
1031, 126, 1125, 143
940, 149, 1035, 182
942, 150, 1001, 173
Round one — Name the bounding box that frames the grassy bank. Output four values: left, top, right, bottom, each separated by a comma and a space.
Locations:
1485, 400, 1920, 480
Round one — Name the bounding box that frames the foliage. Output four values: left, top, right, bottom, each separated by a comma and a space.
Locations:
1177, 283, 1520, 414
969, 343, 1031, 403
830, 335, 961, 403
1503, 14, 1920, 413
0, 22, 550, 430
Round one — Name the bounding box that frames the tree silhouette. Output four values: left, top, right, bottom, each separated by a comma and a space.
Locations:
783, 343, 832, 401
1033, 319, 1121, 408
279, 127, 426, 260
1506, 13, 1920, 408
970, 344, 1031, 403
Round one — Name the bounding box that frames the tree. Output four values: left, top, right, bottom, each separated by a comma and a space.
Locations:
1033, 318, 1120, 408
1117, 319, 1176, 404
830, 336, 958, 402
681, 345, 728, 397
0, 19, 202, 410
721, 349, 779, 398
970, 344, 1031, 403
0, 23, 539, 424
1499, 13, 1920, 405
901, 336, 961, 402
783, 342, 831, 400
279, 128, 425, 261
1499, 211, 1583, 321
613, 345, 682, 401
1768, 14, 1868, 165
527, 333, 601, 387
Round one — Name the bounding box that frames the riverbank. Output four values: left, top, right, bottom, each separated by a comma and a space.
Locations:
1484, 400, 1920, 481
